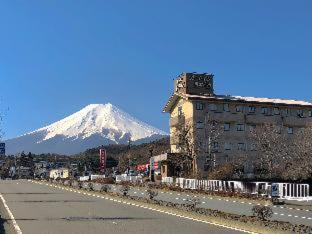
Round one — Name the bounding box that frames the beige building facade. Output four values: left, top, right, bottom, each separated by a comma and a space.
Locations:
163, 72, 312, 177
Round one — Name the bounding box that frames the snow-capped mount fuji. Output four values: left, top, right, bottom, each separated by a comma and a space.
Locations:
5, 103, 168, 155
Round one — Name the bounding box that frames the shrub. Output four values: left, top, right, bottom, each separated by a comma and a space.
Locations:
120, 185, 130, 196
93, 177, 115, 184
185, 198, 201, 211
88, 182, 94, 191
78, 181, 83, 189
252, 205, 273, 221
146, 189, 158, 200
100, 184, 110, 193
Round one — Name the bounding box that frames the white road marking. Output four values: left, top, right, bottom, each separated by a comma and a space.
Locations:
0, 194, 23, 234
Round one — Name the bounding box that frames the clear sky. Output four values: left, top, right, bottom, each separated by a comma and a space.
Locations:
1, 1, 311, 139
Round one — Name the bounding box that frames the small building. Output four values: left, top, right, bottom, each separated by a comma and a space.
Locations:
150, 153, 186, 181
17, 166, 33, 179
49, 168, 69, 180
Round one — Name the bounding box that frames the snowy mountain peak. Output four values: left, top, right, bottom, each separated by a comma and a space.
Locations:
6, 103, 168, 155
34, 103, 167, 143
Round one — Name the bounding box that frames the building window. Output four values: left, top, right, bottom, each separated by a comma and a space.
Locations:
236, 124, 245, 131
274, 107, 280, 115
248, 106, 256, 113
261, 107, 268, 115
285, 108, 290, 116
212, 142, 219, 152
249, 124, 256, 132
224, 123, 230, 131
250, 143, 256, 151
162, 165, 166, 173
223, 103, 230, 112
209, 103, 217, 111
236, 105, 243, 112
238, 143, 246, 151
287, 127, 294, 134
196, 102, 204, 110
224, 142, 231, 151
309, 111, 312, 117
196, 121, 204, 129
178, 106, 183, 116
297, 110, 304, 118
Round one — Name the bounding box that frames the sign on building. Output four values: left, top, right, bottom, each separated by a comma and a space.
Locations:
99, 148, 107, 174
0, 143, 5, 156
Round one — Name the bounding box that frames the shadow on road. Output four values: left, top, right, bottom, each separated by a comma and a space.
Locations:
1, 193, 61, 195
7, 217, 153, 223
14, 200, 95, 203
62, 217, 153, 222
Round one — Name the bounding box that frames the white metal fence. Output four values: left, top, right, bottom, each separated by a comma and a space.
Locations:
115, 174, 143, 183
164, 177, 310, 199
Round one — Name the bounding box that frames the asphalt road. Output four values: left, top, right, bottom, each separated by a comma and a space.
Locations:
0, 180, 244, 234
108, 185, 312, 226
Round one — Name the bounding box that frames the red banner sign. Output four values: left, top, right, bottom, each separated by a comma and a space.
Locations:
99, 148, 107, 174
137, 164, 149, 171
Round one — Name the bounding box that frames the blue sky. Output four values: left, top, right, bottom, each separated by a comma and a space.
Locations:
1, 1, 311, 139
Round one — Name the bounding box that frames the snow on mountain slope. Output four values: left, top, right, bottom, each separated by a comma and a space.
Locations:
5, 103, 168, 155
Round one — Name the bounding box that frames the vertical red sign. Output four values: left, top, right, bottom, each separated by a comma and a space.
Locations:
99, 148, 107, 174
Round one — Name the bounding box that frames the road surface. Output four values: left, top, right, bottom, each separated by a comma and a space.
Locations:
0, 180, 245, 234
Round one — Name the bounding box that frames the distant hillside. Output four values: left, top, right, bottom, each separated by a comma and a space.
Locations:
76, 137, 170, 170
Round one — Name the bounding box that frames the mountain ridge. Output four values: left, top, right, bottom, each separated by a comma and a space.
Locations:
5, 103, 168, 155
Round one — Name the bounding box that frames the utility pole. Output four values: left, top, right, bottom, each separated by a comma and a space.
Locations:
127, 137, 132, 174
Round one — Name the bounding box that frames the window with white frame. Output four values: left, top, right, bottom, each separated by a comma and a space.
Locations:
274, 107, 280, 115
209, 103, 217, 111
236, 105, 243, 112
224, 142, 231, 151
196, 121, 204, 129
178, 106, 183, 116
287, 127, 294, 134
224, 123, 230, 131
261, 107, 268, 115
248, 106, 256, 113
297, 110, 304, 118
223, 103, 230, 112
236, 124, 245, 131
196, 102, 204, 110
238, 143, 246, 151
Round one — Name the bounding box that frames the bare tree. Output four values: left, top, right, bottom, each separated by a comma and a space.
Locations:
172, 115, 222, 178
249, 123, 289, 180
171, 121, 196, 177
203, 114, 223, 172
281, 126, 312, 181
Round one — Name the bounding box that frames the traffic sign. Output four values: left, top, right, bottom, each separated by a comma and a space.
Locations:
271, 183, 279, 197
0, 143, 5, 156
